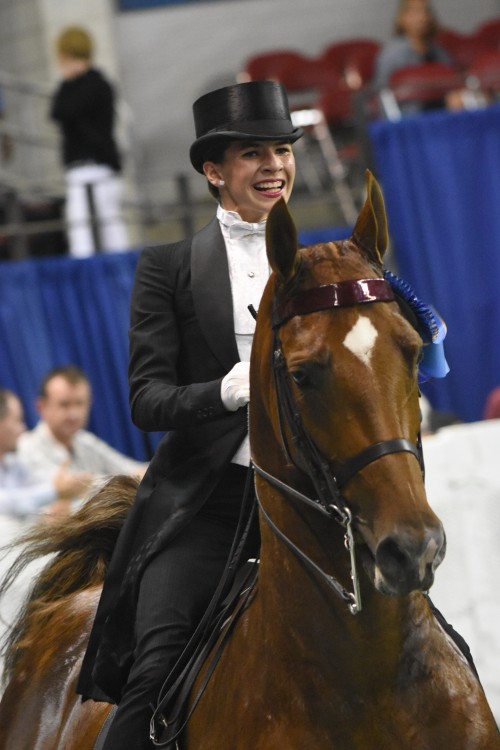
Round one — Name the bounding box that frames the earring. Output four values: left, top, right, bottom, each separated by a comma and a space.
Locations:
219, 179, 225, 186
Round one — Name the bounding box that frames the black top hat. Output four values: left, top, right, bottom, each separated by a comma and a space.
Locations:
190, 80, 303, 173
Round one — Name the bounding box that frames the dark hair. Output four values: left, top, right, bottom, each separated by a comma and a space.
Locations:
39, 365, 90, 398
394, 0, 439, 40
200, 139, 231, 201
0, 388, 16, 420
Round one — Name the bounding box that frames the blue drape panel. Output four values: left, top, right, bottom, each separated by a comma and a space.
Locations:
298, 226, 351, 244
0, 230, 352, 463
369, 104, 500, 422
0, 251, 161, 461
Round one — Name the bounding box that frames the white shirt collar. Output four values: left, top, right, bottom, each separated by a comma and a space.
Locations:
217, 205, 266, 240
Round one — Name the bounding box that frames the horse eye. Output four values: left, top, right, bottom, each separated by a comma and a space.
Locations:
290, 369, 313, 389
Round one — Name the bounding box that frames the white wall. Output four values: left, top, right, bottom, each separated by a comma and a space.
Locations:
113, 0, 500, 200
39, 0, 121, 83
0, 0, 47, 82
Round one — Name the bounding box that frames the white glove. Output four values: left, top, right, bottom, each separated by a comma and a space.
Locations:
221, 361, 250, 411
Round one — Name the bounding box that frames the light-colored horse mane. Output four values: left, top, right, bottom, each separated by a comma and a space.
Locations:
0, 474, 137, 683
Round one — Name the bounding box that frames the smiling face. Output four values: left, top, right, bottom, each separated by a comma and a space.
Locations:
203, 140, 296, 223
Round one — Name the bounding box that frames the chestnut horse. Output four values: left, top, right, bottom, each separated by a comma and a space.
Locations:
1, 172, 499, 749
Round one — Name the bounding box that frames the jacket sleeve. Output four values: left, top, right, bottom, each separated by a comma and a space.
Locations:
128, 244, 229, 432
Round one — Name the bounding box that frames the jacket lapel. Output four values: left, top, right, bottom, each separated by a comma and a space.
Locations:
191, 218, 240, 371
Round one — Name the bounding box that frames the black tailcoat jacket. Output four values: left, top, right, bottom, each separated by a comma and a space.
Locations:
77, 218, 248, 703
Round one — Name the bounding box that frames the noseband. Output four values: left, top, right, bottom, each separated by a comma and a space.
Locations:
252, 277, 424, 615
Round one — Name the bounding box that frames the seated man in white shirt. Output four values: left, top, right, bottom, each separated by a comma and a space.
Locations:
0, 387, 89, 518
18, 365, 147, 499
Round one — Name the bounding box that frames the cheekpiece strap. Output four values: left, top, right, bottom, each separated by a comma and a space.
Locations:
272, 278, 395, 328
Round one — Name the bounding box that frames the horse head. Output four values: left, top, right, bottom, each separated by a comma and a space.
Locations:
251, 171, 446, 601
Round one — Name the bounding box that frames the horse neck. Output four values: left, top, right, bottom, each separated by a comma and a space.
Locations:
253, 479, 429, 692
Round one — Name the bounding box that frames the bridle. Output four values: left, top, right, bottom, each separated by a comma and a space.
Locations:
252, 276, 425, 615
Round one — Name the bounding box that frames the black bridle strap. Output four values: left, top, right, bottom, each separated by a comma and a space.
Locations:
334, 438, 422, 488
272, 345, 345, 512
272, 278, 395, 328
272, 342, 424, 508
256, 495, 356, 608
252, 461, 342, 521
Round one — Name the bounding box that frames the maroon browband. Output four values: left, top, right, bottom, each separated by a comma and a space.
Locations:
272, 278, 395, 328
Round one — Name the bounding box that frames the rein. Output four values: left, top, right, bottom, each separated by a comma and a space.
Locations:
252, 461, 361, 612
254, 277, 424, 616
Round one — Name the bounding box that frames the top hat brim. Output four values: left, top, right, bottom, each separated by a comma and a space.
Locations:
190, 124, 304, 173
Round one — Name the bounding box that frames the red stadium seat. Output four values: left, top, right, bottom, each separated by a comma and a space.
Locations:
319, 39, 381, 89
239, 50, 311, 83
474, 18, 500, 50
277, 57, 339, 94
315, 82, 357, 125
467, 48, 500, 95
388, 62, 464, 106
435, 28, 489, 70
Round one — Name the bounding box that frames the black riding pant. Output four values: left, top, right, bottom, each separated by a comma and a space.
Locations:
101, 463, 259, 750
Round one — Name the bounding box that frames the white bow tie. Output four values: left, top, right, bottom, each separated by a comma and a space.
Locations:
227, 220, 266, 240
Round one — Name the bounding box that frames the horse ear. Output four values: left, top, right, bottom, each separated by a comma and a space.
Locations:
266, 198, 300, 282
351, 170, 388, 266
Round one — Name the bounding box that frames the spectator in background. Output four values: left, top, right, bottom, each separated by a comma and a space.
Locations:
373, 0, 482, 114
374, 0, 451, 91
17, 366, 147, 501
0, 387, 89, 518
50, 26, 130, 258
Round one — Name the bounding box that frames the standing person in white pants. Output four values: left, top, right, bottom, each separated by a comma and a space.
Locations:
51, 26, 130, 258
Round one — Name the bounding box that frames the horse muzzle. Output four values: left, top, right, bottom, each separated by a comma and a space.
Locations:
368, 522, 447, 596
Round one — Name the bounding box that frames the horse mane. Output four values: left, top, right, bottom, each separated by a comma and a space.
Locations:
0, 474, 138, 683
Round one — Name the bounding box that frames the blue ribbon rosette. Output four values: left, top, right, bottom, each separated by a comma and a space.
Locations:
384, 270, 449, 382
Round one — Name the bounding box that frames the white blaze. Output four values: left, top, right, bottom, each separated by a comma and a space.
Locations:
343, 315, 378, 367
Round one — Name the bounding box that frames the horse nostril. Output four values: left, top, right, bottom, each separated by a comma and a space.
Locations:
374, 528, 444, 595
376, 537, 412, 588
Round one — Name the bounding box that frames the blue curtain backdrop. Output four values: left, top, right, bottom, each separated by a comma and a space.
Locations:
0, 250, 162, 461
1, 227, 339, 462
369, 104, 500, 423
